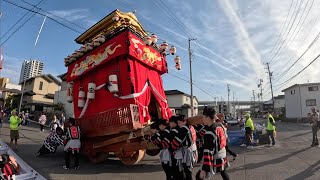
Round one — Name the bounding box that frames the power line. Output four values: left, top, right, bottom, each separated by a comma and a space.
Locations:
271, 0, 314, 66
19, 0, 86, 30
268, 0, 305, 64
263, 0, 294, 63
1, 0, 49, 45
274, 52, 320, 91
273, 28, 320, 84
2, 0, 81, 46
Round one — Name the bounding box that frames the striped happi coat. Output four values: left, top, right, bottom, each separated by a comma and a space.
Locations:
201, 124, 229, 178
43, 132, 64, 152
147, 128, 172, 166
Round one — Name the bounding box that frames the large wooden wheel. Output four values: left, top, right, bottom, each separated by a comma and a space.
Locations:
118, 150, 146, 165
146, 149, 160, 156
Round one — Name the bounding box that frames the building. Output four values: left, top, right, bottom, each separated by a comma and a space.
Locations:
21, 74, 61, 111
19, 60, 44, 83
165, 90, 198, 117
0, 77, 21, 107
282, 83, 320, 119
274, 95, 285, 116
54, 73, 74, 119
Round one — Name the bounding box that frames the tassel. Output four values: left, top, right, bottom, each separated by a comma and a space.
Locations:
143, 107, 146, 117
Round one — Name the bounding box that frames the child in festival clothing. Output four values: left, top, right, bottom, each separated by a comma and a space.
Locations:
171, 115, 197, 180
37, 127, 65, 156
64, 118, 81, 170
196, 107, 230, 180
0, 154, 20, 179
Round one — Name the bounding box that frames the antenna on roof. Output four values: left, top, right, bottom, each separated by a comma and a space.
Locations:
132, 10, 137, 14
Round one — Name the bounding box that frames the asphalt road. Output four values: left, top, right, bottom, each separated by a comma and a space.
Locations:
0, 119, 319, 180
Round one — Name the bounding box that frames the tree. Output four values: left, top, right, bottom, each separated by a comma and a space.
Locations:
4, 94, 19, 110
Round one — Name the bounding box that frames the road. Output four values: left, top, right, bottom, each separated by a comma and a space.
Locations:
0, 119, 319, 180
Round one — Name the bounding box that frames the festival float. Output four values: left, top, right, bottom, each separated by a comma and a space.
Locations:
64, 9, 181, 165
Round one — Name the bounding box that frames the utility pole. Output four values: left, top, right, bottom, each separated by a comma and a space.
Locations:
266, 63, 274, 110
252, 90, 255, 113
258, 79, 263, 102
188, 38, 197, 116
227, 84, 230, 114
232, 91, 235, 116
18, 80, 26, 114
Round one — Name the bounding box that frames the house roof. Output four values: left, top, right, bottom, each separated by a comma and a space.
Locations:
22, 74, 61, 86
165, 90, 199, 102
57, 73, 67, 81
282, 82, 320, 92
274, 95, 285, 99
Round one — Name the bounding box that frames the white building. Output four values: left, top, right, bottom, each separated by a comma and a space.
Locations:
19, 60, 44, 83
54, 73, 74, 119
282, 83, 320, 119
165, 90, 198, 117
274, 95, 285, 116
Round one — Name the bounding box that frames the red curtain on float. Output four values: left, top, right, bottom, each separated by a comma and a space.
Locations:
129, 59, 172, 123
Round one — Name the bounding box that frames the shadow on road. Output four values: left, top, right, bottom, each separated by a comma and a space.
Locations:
282, 131, 312, 141
13, 143, 163, 179
228, 147, 311, 173
285, 160, 320, 180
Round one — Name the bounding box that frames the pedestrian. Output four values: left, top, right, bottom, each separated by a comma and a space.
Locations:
9, 109, 22, 150
37, 127, 65, 156
25, 110, 30, 126
50, 115, 60, 132
171, 115, 197, 180
309, 107, 319, 147
168, 115, 184, 180
19, 111, 25, 126
39, 112, 47, 132
0, 110, 4, 135
64, 118, 81, 170
60, 113, 66, 129
266, 110, 276, 146
196, 107, 230, 180
241, 113, 254, 148
216, 118, 238, 160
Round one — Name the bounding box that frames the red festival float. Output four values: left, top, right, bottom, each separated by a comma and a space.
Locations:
63, 10, 181, 165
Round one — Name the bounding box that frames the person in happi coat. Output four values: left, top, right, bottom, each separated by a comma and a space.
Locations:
196, 107, 230, 180
63, 118, 81, 170
37, 127, 65, 156
171, 115, 197, 180
144, 120, 173, 180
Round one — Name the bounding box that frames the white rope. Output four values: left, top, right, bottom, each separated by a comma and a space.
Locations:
149, 81, 167, 103
118, 82, 149, 99
78, 83, 106, 118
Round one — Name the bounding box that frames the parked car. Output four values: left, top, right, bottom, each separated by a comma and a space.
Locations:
225, 116, 239, 126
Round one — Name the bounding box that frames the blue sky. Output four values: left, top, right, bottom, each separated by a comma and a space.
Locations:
1, 0, 320, 101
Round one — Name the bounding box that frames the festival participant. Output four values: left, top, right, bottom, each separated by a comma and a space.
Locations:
216, 118, 238, 160
39, 112, 47, 132
196, 107, 230, 180
168, 115, 184, 180
194, 124, 205, 163
0, 154, 20, 179
63, 118, 81, 170
171, 115, 197, 180
144, 120, 173, 180
37, 127, 65, 156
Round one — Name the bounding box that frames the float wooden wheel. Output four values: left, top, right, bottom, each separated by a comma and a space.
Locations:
118, 150, 146, 165
146, 149, 160, 156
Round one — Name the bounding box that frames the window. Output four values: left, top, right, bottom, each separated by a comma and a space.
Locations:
308, 86, 319, 91
39, 81, 43, 90
291, 90, 295, 95
306, 99, 316, 106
